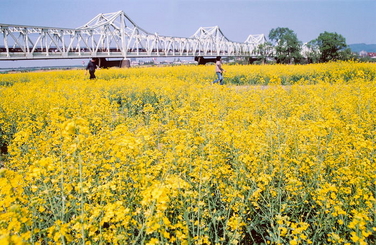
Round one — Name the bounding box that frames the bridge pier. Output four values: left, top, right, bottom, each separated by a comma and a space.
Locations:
97, 58, 131, 68
248, 57, 259, 64
195, 56, 218, 65
121, 59, 131, 68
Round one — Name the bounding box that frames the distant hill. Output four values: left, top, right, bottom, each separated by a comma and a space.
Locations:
349, 43, 376, 53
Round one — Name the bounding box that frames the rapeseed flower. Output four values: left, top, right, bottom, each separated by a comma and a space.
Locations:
0, 62, 375, 244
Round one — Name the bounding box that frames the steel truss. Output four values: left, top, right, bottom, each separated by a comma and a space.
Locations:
0, 11, 266, 60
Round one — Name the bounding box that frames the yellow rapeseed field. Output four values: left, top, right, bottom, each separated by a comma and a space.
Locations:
0, 61, 375, 244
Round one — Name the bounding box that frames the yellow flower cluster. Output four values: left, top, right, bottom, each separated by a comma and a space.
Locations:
0, 62, 375, 244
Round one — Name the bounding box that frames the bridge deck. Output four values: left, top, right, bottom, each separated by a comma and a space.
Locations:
0, 51, 254, 60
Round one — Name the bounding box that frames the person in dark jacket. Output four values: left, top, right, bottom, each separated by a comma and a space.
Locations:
85, 58, 99, 79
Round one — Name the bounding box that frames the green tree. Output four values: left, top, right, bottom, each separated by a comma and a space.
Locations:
338, 47, 357, 61
268, 27, 302, 64
315, 31, 348, 62
253, 42, 274, 64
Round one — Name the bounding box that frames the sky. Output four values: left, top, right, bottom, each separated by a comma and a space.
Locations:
0, 0, 375, 68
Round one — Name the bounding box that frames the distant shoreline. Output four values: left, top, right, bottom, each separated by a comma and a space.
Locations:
0, 65, 85, 74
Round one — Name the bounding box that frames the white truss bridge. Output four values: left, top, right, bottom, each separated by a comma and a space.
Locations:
0, 11, 267, 62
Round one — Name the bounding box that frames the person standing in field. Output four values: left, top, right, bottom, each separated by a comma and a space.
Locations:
213, 56, 225, 85
85, 58, 99, 79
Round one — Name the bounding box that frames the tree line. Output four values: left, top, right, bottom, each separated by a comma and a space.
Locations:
253, 27, 371, 64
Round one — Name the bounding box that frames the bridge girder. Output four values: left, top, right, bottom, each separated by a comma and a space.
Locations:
0, 11, 266, 61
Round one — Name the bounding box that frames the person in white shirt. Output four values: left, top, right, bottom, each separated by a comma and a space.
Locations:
213, 56, 225, 85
